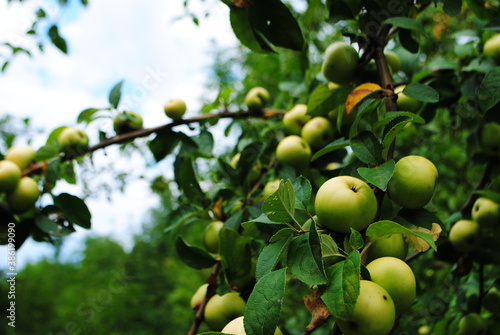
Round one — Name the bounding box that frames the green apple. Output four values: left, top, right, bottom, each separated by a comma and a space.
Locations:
275, 135, 312, 171
483, 287, 500, 313
321, 41, 359, 84
283, 104, 311, 135
113, 111, 143, 135
244, 87, 270, 111
366, 257, 416, 315
315, 176, 378, 233
230, 153, 262, 183
457, 313, 487, 335
58, 127, 89, 156
384, 50, 401, 73
203, 221, 224, 253
5, 145, 36, 170
263, 180, 281, 199
0, 160, 22, 192
335, 280, 395, 335
7, 176, 40, 213
479, 122, 500, 157
221, 316, 283, 335
418, 325, 431, 335
472, 197, 500, 228
300, 116, 335, 150
484, 33, 500, 62
164, 98, 187, 120
204, 292, 246, 331
366, 234, 408, 263
190, 283, 208, 310
387, 155, 438, 209
394, 85, 422, 113
449, 220, 480, 253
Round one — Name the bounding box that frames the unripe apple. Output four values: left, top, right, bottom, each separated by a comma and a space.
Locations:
387, 155, 438, 209
204, 292, 246, 331
335, 280, 395, 335
283, 104, 311, 135
275, 135, 312, 171
484, 33, 500, 62
321, 41, 359, 84
190, 283, 208, 310
263, 180, 281, 199
244, 87, 270, 111
315, 176, 378, 233
483, 287, 500, 313
221, 316, 283, 335
164, 98, 187, 120
0, 160, 22, 192
203, 221, 224, 253
6, 176, 40, 213
472, 197, 500, 228
5, 145, 36, 170
449, 220, 480, 253
58, 127, 89, 156
366, 257, 416, 315
366, 234, 408, 263
113, 111, 143, 135
457, 313, 487, 335
300, 116, 335, 150
479, 122, 500, 157
394, 85, 422, 113
418, 325, 431, 335
385, 50, 401, 74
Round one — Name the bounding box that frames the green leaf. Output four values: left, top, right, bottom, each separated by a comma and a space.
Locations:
321, 234, 344, 267
292, 176, 311, 210
175, 236, 217, 269
442, 0, 463, 16
191, 130, 214, 158
372, 111, 425, 132
397, 208, 442, 229
287, 230, 327, 285
350, 131, 382, 165
229, 7, 275, 53
244, 268, 286, 335
60, 161, 76, 184
403, 83, 439, 103
35, 214, 59, 233
479, 67, 500, 113
219, 228, 252, 283
366, 220, 437, 251
307, 84, 351, 117
380, 116, 415, 160
270, 228, 296, 242
173, 156, 207, 205
148, 130, 181, 162
485, 16, 500, 30
474, 190, 500, 203
234, 142, 264, 183
35, 145, 59, 161
311, 138, 350, 161
77, 108, 102, 124
108, 80, 125, 109
262, 180, 296, 223
384, 17, 429, 39
48, 25, 68, 53
256, 235, 293, 280
52, 193, 92, 229
349, 229, 364, 250
321, 250, 361, 320
398, 28, 419, 54
357, 160, 395, 191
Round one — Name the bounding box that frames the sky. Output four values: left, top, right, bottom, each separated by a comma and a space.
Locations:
0, 0, 239, 269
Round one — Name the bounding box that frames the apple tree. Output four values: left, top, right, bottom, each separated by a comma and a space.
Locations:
2, 0, 500, 334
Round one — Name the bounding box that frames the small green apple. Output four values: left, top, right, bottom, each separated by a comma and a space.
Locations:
457, 313, 487, 335
113, 111, 143, 135
484, 33, 500, 62
479, 122, 500, 157
366, 257, 416, 315
449, 220, 480, 253
472, 197, 500, 228
275, 135, 312, 171
263, 180, 281, 199
5, 145, 36, 170
164, 98, 187, 120
204, 292, 246, 331
244, 87, 270, 111
7, 176, 40, 213
58, 127, 89, 156
321, 41, 359, 84
190, 283, 208, 310
283, 104, 311, 135
0, 160, 22, 192
315, 176, 378, 233
418, 325, 431, 335
387, 155, 438, 209
335, 280, 395, 335
394, 85, 422, 113
221, 316, 283, 335
384, 50, 401, 74
203, 221, 224, 253
366, 234, 408, 263
300, 116, 335, 150
483, 287, 500, 313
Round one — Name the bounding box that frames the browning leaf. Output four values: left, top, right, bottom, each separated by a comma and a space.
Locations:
345, 83, 388, 115
406, 223, 442, 252
303, 290, 331, 329
231, 0, 254, 7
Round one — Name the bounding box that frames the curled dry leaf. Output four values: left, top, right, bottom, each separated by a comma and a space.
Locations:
303, 289, 331, 329
406, 223, 442, 252
231, 0, 254, 7
345, 83, 389, 115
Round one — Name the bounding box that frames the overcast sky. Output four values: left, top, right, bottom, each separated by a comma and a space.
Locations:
0, 0, 239, 269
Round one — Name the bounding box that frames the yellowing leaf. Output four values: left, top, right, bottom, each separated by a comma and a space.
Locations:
345, 83, 387, 115
304, 290, 330, 329
406, 223, 442, 252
